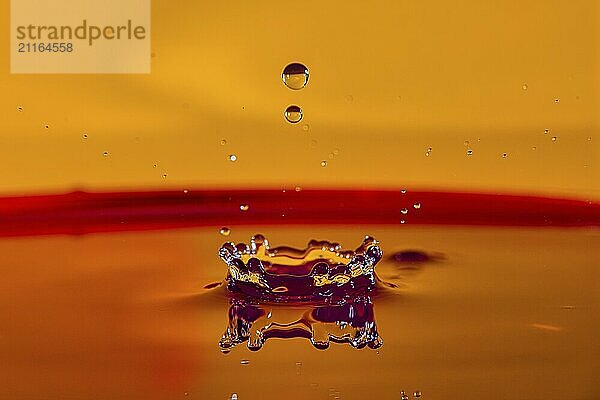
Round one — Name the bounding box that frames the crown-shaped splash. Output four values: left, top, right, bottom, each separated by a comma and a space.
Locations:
218, 235, 383, 302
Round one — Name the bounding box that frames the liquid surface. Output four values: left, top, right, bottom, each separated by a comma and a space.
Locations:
0, 225, 597, 399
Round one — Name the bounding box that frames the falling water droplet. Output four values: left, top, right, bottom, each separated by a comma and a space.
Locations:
239, 204, 249, 211
44, 124, 49, 129
413, 203, 421, 209
554, 98, 560, 103
467, 149, 473, 156
162, 173, 168, 178
320, 160, 327, 167
183, 189, 189, 194
228, 154, 237, 162
544, 129, 549, 134
82, 133, 88, 139
425, 147, 432, 156
502, 153, 508, 158
240, 359, 249, 365
551, 136, 557, 142
282, 63, 309, 90
284, 105, 303, 123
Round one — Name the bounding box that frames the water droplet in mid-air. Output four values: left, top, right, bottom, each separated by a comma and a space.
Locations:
220, 227, 231, 236
320, 160, 327, 167
282, 63, 309, 90
413, 203, 421, 209
284, 105, 303, 123
228, 154, 237, 162
239, 204, 249, 211
532, 146, 537, 150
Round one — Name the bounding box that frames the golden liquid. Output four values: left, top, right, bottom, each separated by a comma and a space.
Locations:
0, 0, 599, 399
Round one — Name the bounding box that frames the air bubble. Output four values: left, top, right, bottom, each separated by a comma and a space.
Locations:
544, 129, 549, 134
467, 149, 473, 156
162, 173, 168, 178
284, 105, 303, 123
295, 186, 302, 192
400, 208, 408, 215
240, 359, 250, 365
320, 160, 327, 167
17, 106, 23, 112
44, 124, 49, 129
303, 124, 310, 131
102, 151, 109, 157
83, 133, 88, 139
230, 394, 238, 400
554, 98, 560, 103
228, 154, 237, 162
239, 204, 249, 211
220, 139, 227, 145
522, 83, 528, 90
282, 63, 309, 90
502, 153, 508, 158
413, 203, 421, 209
425, 147, 432, 157
413, 391, 422, 398
551, 136, 557, 142
328, 153, 335, 159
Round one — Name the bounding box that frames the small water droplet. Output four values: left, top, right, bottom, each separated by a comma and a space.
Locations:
183, 189, 189, 194
153, 164, 157, 168
413, 391, 422, 398
328, 153, 335, 159
554, 98, 560, 103
466, 149, 473, 156
551, 136, 557, 142
303, 124, 310, 131
82, 133, 88, 139
401, 390, 409, 400
400, 189, 407, 194
44, 124, 49, 129
413, 203, 421, 209
240, 359, 250, 365
320, 160, 327, 167
230, 394, 238, 400
102, 151, 109, 157
400, 208, 408, 215
162, 173, 168, 178
532, 146, 537, 150
228, 154, 237, 162
284, 105, 303, 123
220, 139, 227, 145
522, 83, 528, 90
282, 63, 309, 90
502, 153, 508, 158
587, 136, 592, 141
544, 129, 549, 134
425, 147, 432, 156
17, 106, 23, 112
400, 220, 406, 224
239, 204, 249, 211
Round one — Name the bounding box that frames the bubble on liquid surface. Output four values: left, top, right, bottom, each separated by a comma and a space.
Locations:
284, 105, 303, 123
282, 63, 309, 90
220, 227, 231, 236
220, 139, 227, 146
239, 204, 249, 211
228, 154, 237, 162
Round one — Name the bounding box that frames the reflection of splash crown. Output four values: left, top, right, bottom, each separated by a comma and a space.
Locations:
218, 235, 383, 302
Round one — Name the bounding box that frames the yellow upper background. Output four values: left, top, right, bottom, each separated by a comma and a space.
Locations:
0, 0, 598, 197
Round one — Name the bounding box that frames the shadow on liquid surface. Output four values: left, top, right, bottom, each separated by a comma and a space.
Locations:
0, 225, 597, 399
